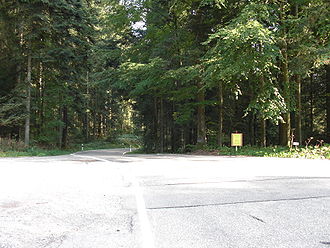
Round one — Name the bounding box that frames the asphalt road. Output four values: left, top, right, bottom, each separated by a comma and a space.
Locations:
0, 149, 330, 248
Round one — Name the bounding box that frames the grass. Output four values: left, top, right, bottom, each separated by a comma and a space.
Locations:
0, 148, 75, 157
123, 144, 330, 160
79, 141, 126, 151
0, 139, 130, 158
216, 145, 330, 159
1, 137, 329, 160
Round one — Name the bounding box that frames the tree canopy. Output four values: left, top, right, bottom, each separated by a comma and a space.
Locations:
0, 0, 329, 151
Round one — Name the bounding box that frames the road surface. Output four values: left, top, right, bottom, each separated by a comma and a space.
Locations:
0, 149, 329, 248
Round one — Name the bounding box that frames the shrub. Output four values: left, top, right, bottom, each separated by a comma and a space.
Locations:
0, 138, 27, 152
117, 134, 142, 148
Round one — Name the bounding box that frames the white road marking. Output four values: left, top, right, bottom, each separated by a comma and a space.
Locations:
131, 176, 156, 248
71, 154, 110, 163
70, 152, 155, 248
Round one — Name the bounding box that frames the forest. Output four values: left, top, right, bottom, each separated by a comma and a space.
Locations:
0, 0, 329, 153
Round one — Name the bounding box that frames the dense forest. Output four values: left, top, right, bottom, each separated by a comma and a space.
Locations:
0, 0, 329, 152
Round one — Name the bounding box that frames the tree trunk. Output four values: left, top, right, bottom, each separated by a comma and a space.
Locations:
93, 111, 97, 138
295, 74, 302, 144
98, 114, 102, 137
36, 62, 44, 136
250, 113, 256, 146
279, 2, 291, 147
197, 82, 206, 146
326, 65, 330, 142
16, 63, 22, 141
291, 0, 301, 145
24, 55, 32, 146
153, 97, 158, 151
40, 65, 45, 134
84, 113, 89, 142
171, 102, 180, 152
61, 106, 68, 149
279, 114, 290, 146
260, 118, 266, 147
159, 98, 164, 153
310, 73, 314, 135
217, 82, 224, 147
279, 43, 291, 147
259, 74, 266, 147
84, 72, 89, 142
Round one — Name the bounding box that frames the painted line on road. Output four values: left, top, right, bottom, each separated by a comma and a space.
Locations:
132, 176, 156, 248
71, 152, 155, 248
71, 154, 110, 163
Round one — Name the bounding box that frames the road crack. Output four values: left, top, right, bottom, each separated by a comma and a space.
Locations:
248, 214, 265, 223
147, 195, 330, 210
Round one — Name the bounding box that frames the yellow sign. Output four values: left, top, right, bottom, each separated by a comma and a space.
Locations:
231, 133, 243, 147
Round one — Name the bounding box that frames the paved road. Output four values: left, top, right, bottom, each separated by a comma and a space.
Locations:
0, 149, 329, 248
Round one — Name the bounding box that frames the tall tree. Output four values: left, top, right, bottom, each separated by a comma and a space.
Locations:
204, 2, 283, 146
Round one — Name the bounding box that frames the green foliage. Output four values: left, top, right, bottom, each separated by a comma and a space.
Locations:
0, 137, 73, 156
0, 138, 129, 157
118, 58, 169, 96
79, 141, 126, 151
265, 146, 330, 160
215, 145, 330, 160
0, 138, 27, 152
0, 94, 26, 126
246, 85, 287, 123
200, 0, 225, 8
116, 134, 142, 148
204, 3, 279, 81
0, 0, 329, 153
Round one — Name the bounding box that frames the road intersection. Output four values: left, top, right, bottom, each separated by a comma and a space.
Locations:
0, 149, 329, 248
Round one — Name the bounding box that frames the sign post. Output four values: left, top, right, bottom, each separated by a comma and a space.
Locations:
231, 133, 243, 151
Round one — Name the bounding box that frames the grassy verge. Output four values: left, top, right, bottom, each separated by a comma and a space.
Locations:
0, 148, 75, 157
78, 141, 126, 151
0, 140, 130, 158
214, 145, 330, 159
1, 137, 329, 159
124, 144, 330, 159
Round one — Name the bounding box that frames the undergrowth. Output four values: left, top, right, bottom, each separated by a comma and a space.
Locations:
0, 138, 131, 157
213, 145, 330, 159
1, 137, 329, 159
